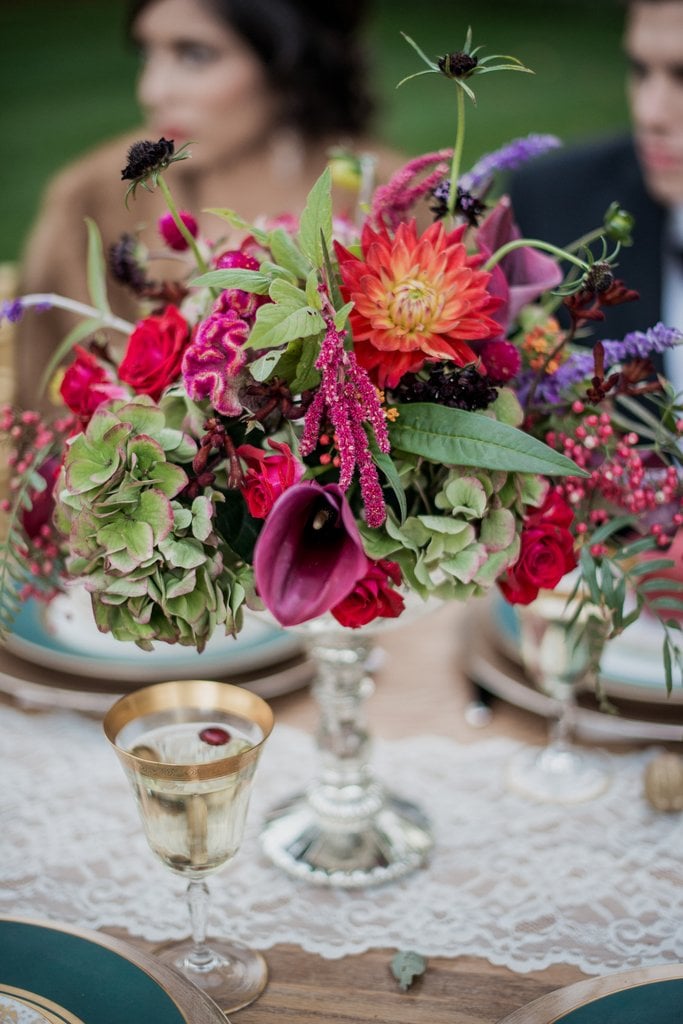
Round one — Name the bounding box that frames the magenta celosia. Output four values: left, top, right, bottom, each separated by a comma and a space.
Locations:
181, 310, 249, 415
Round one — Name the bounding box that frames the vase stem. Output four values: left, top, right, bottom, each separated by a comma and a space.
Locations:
259, 619, 433, 886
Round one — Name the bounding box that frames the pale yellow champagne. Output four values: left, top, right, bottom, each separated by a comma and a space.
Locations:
122, 712, 262, 879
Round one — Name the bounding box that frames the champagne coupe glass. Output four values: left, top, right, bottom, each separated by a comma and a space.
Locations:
103, 679, 274, 1014
505, 587, 611, 803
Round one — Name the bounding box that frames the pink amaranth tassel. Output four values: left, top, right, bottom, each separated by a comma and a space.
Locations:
299, 294, 390, 527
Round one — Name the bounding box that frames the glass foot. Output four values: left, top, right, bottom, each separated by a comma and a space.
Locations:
506, 744, 611, 804
259, 788, 433, 887
153, 936, 267, 1013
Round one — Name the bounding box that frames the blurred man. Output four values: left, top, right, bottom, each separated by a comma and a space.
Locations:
508, 0, 683, 378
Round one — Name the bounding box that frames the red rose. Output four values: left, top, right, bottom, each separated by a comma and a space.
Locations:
236, 439, 304, 519
119, 305, 190, 401
60, 345, 127, 423
499, 491, 577, 605
331, 559, 405, 628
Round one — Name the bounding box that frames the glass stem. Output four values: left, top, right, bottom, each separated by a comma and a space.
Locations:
185, 879, 215, 970
549, 691, 575, 752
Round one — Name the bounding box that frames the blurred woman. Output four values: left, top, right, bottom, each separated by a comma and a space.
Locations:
15, 0, 401, 408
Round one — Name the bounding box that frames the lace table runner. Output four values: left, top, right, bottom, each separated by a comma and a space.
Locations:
2, 703, 681, 974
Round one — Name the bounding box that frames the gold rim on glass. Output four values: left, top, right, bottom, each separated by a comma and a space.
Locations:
103, 679, 274, 780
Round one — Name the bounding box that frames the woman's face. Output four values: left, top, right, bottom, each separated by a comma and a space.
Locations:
132, 0, 277, 172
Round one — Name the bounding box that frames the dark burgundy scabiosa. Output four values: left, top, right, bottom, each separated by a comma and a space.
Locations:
430, 181, 487, 226
108, 234, 150, 294
121, 137, 175, 182
393, 364, 499, 412
120, 137, 191, 202
438, 51, 478, 79
253, 482, 369, 627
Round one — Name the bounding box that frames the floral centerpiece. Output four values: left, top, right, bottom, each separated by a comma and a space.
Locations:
2, 29, 683, 695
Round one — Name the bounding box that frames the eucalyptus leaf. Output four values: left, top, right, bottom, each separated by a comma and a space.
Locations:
390, 950, 427, 992
389, 404, 585, 476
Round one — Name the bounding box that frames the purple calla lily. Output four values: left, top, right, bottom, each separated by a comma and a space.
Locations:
253, 481, 369, 626
477, 196, 563, 332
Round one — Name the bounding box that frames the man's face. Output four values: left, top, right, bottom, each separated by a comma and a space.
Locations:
625, 1, 683, 204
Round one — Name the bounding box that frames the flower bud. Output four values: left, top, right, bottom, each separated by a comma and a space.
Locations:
437, 51, 478, 79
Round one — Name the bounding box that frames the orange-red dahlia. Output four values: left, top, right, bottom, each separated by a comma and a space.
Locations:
335, 219, 501, 388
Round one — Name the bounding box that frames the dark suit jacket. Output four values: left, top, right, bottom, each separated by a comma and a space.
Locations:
506, 134, 666, 350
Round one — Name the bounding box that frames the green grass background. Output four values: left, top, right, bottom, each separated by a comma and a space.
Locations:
0, 0, 629, 262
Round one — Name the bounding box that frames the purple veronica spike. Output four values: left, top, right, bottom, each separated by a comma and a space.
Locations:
528, 322, 683, 404
1, 299, 25, 323
253, 482, 369, 626
460, 134, 562, 194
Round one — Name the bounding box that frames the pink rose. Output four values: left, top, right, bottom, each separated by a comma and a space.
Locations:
237, 439, 304, 519
119, 305, 190, 401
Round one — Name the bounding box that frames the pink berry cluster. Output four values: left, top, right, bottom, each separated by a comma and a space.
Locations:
546, 401, 683, 553
1, 405, 72, 601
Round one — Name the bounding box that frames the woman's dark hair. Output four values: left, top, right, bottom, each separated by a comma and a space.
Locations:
127, 0, 376, 139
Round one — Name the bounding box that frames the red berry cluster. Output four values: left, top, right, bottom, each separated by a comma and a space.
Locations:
546, 402, 683, 551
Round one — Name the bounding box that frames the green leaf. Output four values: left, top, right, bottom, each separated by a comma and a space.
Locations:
85, 217, 111, 315
203, 207, 270, 245
269, 278, 309, 307
399, 32, 439, 71
269, 227, 312, 279
247, 302, 324, 350
298, 166, 332, 268
629, 558, 675, 577
389, 404, 585, 476
663, 637, 673, 694
333, 301, 355, 331
38, 316, 105, 396
190, 268, 272, 293
367, 432, 407, 524
390, 950, 427, 992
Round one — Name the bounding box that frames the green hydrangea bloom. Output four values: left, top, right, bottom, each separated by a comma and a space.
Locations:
54, 396, 253, 651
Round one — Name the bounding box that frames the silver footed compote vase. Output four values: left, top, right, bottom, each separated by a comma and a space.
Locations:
259, 607, 435, 887
505, 584, 612, 803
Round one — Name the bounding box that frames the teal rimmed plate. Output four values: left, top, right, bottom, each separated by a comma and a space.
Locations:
497, 963, 683, 1023
5, 588, 300, 682
0, 917, 226, 1024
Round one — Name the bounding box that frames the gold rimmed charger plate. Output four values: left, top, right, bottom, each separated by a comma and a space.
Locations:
0, 985, 86, 1023
496, 963, 683, 1023
0, 917, 228, 1024
0, 640, 314, 714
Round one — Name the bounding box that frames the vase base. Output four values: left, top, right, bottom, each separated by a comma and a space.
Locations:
259, 790, 433, 887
